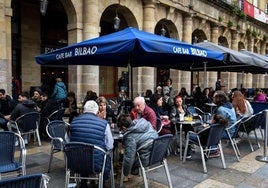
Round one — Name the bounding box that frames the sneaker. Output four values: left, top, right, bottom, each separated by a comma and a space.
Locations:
15, 140, 19, 147
24, 139, 28, 145
209, 150, 220, 158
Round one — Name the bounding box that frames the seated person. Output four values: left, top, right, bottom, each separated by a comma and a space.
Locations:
0, 89, 16, 131
150, 94, 173, 135
253, 88, 266, 102
130, 96, 157, 130
117, 113, 158, 179
8, 91, 38, 143
65, 91, 78, 123
186, 114, 228, 159
232, 90, 253, 119
70, 100, 113, 185
31, 88, 43, 110
96, 96, 117, 126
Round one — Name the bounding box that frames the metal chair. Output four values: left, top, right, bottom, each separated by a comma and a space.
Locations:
44, 108, 66, 123
8, 111, 41, 146
63, 142, 115, 188
0, 131, 26, 180
125, 134, 173, 188
0, 173, 49, 188
183, 123, 226, 173
187, 106, 212, 123
223, 119, 243, 162
46, 120, 70, 173
240, 113, 261, 151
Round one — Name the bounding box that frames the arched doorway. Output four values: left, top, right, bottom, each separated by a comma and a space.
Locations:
40, 0, 68, 95
99, 4, 137, 98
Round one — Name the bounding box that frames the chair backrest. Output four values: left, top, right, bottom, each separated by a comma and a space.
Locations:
47, 120, 68, 149
47, 108, 65, 121
226, 118, 243, 139
0, 132, 16, 165
148, 134, 173, 166
0, 173, 48, 188
63, 142, 106, 175
16, 112, 40, 132
206, 123, 225, 147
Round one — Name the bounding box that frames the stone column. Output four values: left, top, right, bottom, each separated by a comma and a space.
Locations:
136, 0, 155, 97
81, 0, 99, 95
209, 25, 219, 89
211, 25, 219, 43
230, 31, 238, 90
181, 15, 192, 91
67, 22, 83, 101
0, 4, 12, 93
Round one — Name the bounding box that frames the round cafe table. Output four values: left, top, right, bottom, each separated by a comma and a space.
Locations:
175, 119, 201, 160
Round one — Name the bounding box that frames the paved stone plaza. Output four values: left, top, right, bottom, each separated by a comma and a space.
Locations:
14, 133, 268, 188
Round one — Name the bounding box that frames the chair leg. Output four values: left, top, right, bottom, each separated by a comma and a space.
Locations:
219, 142, 226, 169
47, 147, 54, 173
163, 159, 173, 188
253, 129, 261, 149
35, 129, 42, 146
65, 170, 70, 188
183, 134, 189, 162
228, 134, 240, 162
119, 162, 124, 188
140, 166, 149, 188
110, 154, 115, 188
200, 147, 207, 173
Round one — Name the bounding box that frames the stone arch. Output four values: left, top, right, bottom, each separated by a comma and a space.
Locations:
155, 19, 178, 39
218, 36, 229, 47
59, 0, 78, 25
192, 29, 207, 44
100, 4, 138, 35
238, 41, 245, 50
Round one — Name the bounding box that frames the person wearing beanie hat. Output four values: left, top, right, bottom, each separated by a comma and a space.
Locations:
69, 100, 114, 184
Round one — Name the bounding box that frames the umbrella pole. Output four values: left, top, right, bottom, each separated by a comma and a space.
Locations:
130, 65, 133, 100
203, 62, 207, 89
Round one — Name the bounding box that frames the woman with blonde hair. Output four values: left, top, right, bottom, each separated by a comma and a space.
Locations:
232, 90, 253, 118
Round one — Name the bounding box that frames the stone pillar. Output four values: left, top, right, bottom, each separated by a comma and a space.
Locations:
181, 15, 192, 91
67, 22, 83, 101
211, 25, 219, 43
81, 0, 99, 95
135, 0, 155, 97
230, 31, 238, 90
247, 36, 254, 52
0, 4, 12, 93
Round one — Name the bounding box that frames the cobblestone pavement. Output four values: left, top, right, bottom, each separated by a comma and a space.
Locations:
10, 132, 268, 188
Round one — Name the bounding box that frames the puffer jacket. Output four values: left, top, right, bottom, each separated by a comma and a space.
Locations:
51, 81, 67, 100
122, 118, 158, 176
70, 113, 111, 180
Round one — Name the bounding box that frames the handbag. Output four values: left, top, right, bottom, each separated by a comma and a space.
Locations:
161, 119, 171, 127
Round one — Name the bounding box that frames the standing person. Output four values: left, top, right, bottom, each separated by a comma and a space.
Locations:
166, 78, 174, 105
0, 89, 16, 131
69, 100, 114, 186
117, 114, 158, 179
51, 77, 67, 103
215, 78, 222, 91
130, 96, 157, 130
11, 76, 21, 102
232, 90, 253, 118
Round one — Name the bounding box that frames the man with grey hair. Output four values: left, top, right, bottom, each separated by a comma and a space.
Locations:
130, 96, 157, 130
69, 100, 113, 186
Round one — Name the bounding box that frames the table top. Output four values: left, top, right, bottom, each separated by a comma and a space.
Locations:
177, 120, 201, 125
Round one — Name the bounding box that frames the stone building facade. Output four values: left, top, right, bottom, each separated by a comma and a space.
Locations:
0, 0, 267, 100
